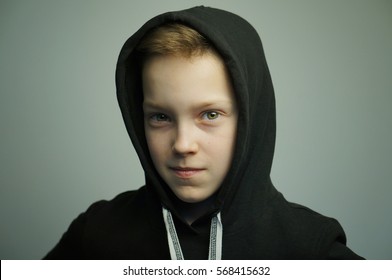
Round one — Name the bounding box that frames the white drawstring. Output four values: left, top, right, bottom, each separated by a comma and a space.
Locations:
162, 207, 184, 260
208, 212, 223, 260
162, 207, 223, 260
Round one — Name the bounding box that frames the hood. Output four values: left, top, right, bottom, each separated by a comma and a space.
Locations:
115, 6, 278, 226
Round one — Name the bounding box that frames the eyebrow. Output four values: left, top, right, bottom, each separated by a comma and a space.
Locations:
143, 99, 234, 110
142, 101, 163, 110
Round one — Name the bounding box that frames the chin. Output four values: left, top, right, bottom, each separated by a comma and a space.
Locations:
174, 190, 209, 204
177, 195, 204, 204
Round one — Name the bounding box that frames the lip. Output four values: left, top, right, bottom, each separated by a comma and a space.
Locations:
170, 167, 205, 179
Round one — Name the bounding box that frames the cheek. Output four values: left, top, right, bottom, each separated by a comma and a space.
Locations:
145, 130, 170, 163
211, 124, 237, 152
145, 131, 160, 159
213, 126, 237, 167
215, 138, 235, 158
207, 131, 236, 162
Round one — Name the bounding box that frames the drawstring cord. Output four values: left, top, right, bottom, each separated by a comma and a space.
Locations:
162, 207, 222, 260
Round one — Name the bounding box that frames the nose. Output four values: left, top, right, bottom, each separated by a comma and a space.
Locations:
172, 123, 198, 156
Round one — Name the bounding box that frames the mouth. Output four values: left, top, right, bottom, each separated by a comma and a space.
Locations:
169, 166, 205, 179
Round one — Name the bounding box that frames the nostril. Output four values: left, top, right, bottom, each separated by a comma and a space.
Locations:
172, 137, 198, 155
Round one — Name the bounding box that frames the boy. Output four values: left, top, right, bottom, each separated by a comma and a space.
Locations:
45, 6, 362, 259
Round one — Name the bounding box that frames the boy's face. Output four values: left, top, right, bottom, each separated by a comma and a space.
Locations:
142, 53, 238, 203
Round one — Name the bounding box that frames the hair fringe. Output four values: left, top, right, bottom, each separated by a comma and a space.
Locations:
137, 23, 212, 58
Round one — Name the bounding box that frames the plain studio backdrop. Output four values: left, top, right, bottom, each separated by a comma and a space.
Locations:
1, 0, 391, 259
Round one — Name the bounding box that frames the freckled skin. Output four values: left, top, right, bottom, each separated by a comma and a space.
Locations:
143, 53, 238, 203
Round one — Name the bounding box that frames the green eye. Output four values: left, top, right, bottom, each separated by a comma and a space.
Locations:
205, 111, 220, 120
151, 113, 169, 122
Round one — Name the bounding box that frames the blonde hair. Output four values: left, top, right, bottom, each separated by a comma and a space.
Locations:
136, 23, 215, 58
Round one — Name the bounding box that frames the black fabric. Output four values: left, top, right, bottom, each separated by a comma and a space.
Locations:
44, 6, 363, 260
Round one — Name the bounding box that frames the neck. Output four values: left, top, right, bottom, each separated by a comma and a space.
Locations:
175, 195, 217, 225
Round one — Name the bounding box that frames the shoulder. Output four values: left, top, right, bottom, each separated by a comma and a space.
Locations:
81, 186, 162, 227
267, 194, 363, 259
44, 186, 165, 259
84, 188, 147, 215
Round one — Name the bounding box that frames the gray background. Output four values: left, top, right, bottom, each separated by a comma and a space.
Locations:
1, 0, 391, 259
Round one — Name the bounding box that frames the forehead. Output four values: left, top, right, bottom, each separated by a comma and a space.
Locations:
142, 53, 236, 107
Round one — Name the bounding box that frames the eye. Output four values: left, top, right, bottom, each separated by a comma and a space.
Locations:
203, 111, 220, 120
150, 113, 170, 122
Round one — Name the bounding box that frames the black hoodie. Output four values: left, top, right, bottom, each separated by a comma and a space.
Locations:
44, 6, 363, 260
